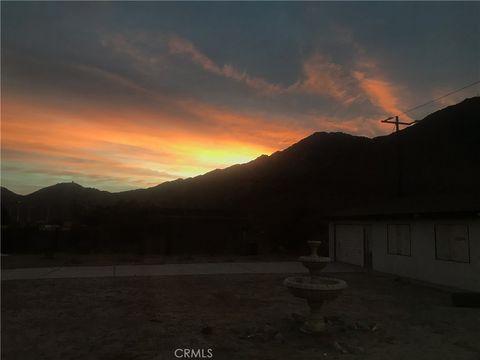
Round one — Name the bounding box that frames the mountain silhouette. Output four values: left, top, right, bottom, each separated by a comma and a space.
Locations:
2, 97, 479, 248
116, 97, 480, 214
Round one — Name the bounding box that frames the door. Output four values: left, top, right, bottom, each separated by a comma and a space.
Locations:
335, 224, 365, 266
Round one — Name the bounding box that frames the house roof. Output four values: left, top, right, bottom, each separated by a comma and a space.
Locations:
323, 194, 480, 220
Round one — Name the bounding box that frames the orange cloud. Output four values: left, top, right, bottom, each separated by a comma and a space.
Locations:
352, 58, 412, 121
353, 71, 398, 114
89, 49, 393, 138
101, 30, 424, 122
287, 54, 358, 104
101, 31, 411, 117
168, 37, 366, 105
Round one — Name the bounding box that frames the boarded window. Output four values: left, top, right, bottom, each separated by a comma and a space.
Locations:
387, 224, 411, 256
435, 224, 469, 263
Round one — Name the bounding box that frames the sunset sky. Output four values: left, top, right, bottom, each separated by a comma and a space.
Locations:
2, 2, 479, 194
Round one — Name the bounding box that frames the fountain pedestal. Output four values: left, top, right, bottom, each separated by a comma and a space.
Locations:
305, 300, 326, 333
284, 241, 347, 333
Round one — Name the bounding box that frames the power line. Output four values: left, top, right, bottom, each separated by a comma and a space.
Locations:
378, 79, 480, 198
400, 79, 480, 116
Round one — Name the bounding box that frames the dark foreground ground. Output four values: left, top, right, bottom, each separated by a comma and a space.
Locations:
2, 272, 479, 360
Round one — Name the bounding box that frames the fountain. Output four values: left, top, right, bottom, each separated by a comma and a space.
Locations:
284, 240, 347, 333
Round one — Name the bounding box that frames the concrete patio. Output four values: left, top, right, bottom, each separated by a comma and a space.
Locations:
1, 261, 362, 281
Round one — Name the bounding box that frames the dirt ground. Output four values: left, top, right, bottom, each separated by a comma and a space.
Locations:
1, 254, 296, 269
2, 271, 479, 360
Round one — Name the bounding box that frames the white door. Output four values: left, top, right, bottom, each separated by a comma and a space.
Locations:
335, 225, 364, 266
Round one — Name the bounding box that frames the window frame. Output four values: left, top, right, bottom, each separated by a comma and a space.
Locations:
434, 224, 470, 264
386, 223, 412, 257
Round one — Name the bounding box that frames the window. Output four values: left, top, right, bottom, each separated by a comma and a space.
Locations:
435, 224, 470, 263
387, 224, 411, 256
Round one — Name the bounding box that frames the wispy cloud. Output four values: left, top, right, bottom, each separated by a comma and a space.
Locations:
352, 58, 411, 121
103, 33, 284, 96
286, 54, 359, 104
102, 32, 412, 120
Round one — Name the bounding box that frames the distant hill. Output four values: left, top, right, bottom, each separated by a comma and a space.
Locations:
1, 182, 114, 224
0, 187, 23, 203
2, 97, 480, 230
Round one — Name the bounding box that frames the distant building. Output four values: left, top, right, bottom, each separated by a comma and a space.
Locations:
327, 197, 480, 292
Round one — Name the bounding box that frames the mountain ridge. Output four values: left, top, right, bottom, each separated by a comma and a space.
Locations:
2, 97, 479, 225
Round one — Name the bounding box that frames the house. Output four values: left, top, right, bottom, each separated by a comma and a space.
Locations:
327, 197, 480, 292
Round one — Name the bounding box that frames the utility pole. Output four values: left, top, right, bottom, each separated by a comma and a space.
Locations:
377, 80, 479, 196
380, 116, 417, 197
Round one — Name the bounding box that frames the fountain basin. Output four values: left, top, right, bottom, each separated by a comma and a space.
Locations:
298, 256, 331, 275
284, 276, 347, 302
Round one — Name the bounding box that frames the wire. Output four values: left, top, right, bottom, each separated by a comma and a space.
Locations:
400, 80, 480, 116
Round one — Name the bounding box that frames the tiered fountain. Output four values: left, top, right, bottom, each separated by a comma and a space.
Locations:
284, 241, 347, 333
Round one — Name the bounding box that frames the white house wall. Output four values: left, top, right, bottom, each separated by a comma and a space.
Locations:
373, 219, 480, 292
329, 219, 480, 292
